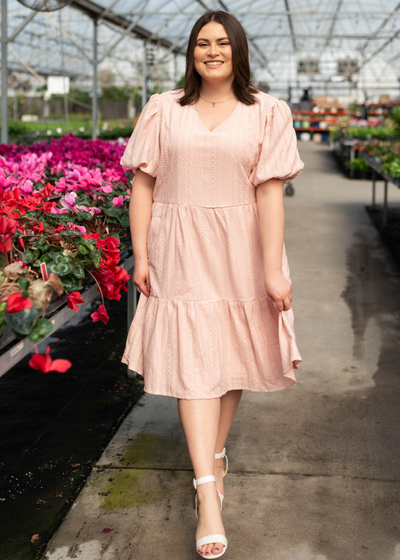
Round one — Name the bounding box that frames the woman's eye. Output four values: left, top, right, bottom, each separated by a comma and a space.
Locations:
197, 42, 230, 46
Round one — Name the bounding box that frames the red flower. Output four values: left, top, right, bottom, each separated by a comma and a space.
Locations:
114, 268, 130, 282
0, 236, 13, 253
67, 291, 84, 312
90, 304, 109, 325
29, 346, 72, 374
0, 215, 18, 236
6, 291, 34, 313
0, 215, 18, 253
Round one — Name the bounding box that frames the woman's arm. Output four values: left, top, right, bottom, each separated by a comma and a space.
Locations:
129, 168, 155, 296
256, 178, 292, 312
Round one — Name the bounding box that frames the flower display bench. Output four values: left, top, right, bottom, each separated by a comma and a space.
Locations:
360, 152, 400, 227
0, 253, 137, 378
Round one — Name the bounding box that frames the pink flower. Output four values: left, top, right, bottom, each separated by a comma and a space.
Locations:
60, 192, 78, 209
19, 180, 34, 195
67, 222, 87, 234
99, 185, 113, 193
49, 207, 69, 214
112, 195, 123, 207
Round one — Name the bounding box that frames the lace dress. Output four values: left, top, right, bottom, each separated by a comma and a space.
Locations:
120, 88, 304, 399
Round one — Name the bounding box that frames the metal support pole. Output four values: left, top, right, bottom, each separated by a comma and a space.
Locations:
350, 145, 354, 178
92, 18, 98, 140
142, 39, 147, 109
127, 262, 138, 379
372, 169, 376, 207
173, 53, 178, 86
1, 0, 8, 144
59, 10, 69, 134
383, 180, 388, 227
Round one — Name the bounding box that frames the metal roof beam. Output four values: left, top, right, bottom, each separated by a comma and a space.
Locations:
321, 0, 343, 51
283, 0, 297, 53
105, 10, 396, 16
70, 0, 181, 54
249, 33, 398, 40
360, 27, 400, 69
215, 0, 275, 75
98, 0, 151, 63
358, 1, 400, 55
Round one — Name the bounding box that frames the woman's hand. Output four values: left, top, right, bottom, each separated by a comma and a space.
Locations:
132, 257, 151, 297
264, 269, 292, 312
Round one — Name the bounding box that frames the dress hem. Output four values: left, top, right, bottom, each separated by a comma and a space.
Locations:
121, 355, 298, 399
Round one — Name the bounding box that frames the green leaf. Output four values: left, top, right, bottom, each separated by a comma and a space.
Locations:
22, 251, 38, 264
41, 255, 52, 265
27, 317, 53, 343
18, 277, 30, 296
4, 306, 38, 336
61, 275, 83, 293
92, 250, 101, 268
0, 255, 6, 269
47, 251, 61, 262
35, 234, 49, 246
118, 213, 130, 228
52, 252, 72, 264
76, 243, 89, 255
72, 262, 85, 279
55, 262, 72, 276
77, 211, 93, 221
46, 262, 58, 274
104, 207, 122, 219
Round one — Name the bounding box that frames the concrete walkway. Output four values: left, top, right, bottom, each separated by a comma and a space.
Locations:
43, 143, 400, 560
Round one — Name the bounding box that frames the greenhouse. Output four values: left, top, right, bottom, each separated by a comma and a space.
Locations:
1, 2, 400, 559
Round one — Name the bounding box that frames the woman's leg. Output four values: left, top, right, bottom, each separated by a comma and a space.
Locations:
215, 390, 242, 496
177, 398, 225, 556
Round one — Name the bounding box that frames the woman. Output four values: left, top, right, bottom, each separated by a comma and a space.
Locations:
120, 10, 304, 558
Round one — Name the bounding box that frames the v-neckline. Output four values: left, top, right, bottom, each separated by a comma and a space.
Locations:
191, 100, 241, 133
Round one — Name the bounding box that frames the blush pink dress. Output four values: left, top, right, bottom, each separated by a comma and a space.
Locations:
120, 87, 304, 399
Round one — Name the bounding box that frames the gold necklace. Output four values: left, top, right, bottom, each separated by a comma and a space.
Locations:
199, 93, 235, 108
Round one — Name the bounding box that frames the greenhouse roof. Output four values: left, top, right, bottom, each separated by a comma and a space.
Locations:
4, 0, 400, 96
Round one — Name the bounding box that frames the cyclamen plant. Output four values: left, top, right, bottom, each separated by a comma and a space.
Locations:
355, 139, 400, 179
0, 134, 134, 372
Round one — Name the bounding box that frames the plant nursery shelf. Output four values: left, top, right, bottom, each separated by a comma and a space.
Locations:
0, 254, 135, 379
360, 152, 400, 227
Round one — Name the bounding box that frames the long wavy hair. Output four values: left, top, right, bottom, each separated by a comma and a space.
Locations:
174, 10, 260, 106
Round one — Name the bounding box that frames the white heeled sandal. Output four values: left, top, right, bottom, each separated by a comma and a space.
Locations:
193, 475, 228, 559
214, 447, 228, 508
194, 448, 229, 513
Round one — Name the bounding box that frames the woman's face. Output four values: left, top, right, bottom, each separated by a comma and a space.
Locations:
193, 22, 233, 84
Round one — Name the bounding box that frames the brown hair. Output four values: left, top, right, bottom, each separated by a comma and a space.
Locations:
174, 10, 260, 106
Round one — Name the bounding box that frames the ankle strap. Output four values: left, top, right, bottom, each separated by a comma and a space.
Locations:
215, 447, 228, 476
214, 447, 226, 459
193, 475, 216, 489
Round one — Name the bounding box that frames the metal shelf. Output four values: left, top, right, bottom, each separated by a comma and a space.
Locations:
360, 153, 400, 227
0, 254, 136, 378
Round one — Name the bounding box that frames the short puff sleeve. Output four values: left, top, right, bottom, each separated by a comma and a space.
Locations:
250, 99, 304, 187
120, 93, 160, 177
